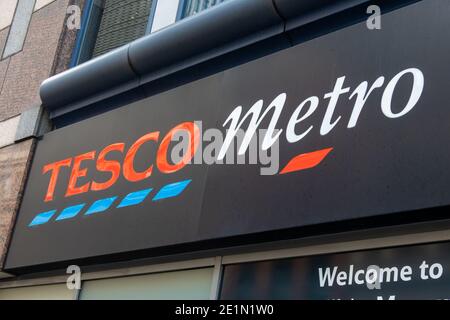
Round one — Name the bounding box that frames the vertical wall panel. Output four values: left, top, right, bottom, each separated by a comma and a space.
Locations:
2, 0, 36, 58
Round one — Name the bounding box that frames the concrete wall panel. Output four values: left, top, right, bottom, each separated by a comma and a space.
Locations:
0, 0, 18, 31
2, 0, 36, 59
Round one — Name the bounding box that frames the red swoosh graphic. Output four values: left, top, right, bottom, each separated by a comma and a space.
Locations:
279, 148, 333, 175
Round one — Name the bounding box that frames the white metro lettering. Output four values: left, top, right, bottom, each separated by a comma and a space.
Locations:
218, 67, 424, 160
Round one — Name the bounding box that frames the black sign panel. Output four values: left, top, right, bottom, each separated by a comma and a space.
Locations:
220, 242, 450, 300
5, 0, 450, 270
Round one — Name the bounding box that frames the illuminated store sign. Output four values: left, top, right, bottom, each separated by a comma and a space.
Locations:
32, 67, 423, 228
5, 0, 450, 271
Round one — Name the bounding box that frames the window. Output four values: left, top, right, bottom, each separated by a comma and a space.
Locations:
70, 0, 229, 66
0, 283, 75, 300
149, 0, 228, 33
92, 0, 153, 58
70, 0, 104, 65
71, 0, 155, 66
79, 268, 214, 300
178, 0, 228, 20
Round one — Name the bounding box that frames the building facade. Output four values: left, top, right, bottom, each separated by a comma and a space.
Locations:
0, 0, 79, 275
0, 0, 449, 300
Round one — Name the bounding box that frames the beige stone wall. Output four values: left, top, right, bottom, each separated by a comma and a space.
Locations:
0, 140, 35, 266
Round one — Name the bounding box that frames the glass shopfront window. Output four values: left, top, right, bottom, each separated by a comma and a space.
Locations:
80, 267, 214, 300
0, 283, 74, 300
220, 242, 450, 300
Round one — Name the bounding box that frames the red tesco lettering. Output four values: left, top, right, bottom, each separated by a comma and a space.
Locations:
42, 121, 199, 202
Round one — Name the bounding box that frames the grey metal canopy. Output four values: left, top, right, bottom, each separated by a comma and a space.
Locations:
40, 0, 369, 118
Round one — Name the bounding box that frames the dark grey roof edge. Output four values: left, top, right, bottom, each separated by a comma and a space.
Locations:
275, 0, 369, 30
40, 45, 138, 114
40, 0, 369, 117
